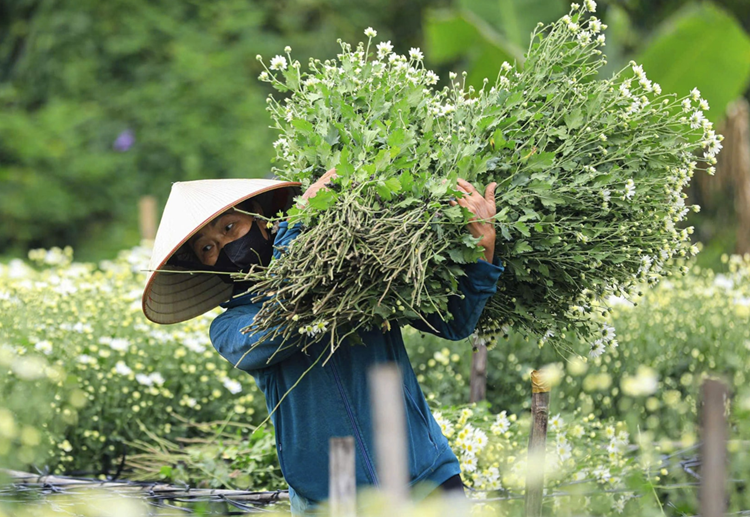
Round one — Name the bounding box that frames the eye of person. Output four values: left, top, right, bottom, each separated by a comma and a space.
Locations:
202, 244, 213, 254
224, 222, 234, 232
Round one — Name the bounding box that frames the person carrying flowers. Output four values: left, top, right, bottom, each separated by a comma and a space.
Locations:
141, 171, 502, 514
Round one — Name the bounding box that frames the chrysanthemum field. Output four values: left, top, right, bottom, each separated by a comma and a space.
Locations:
2, 243, 750, 516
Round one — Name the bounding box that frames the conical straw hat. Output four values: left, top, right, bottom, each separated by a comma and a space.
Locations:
142, 178, 301, 325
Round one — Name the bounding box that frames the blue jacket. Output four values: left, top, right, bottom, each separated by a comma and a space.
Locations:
209, 221, 504, 513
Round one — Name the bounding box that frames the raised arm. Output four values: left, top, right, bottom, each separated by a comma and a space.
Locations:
408, 178, 501, 340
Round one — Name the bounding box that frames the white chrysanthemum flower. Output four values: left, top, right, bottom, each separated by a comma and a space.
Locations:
501, 61, 513, 72
424, 70, 439, 85
364, 27, 377, 38
269, 55, 288, 71
690, 88, 701, 101
258, 71, 269, 81
571, 2, 580, 9
377, 40, 393, 59
589, 339, 606, 358
699, 98, 710, 111
653, 83, 662, 95
549, 413, 564, 431
149, 372, 165, 386
632, 64, 645, 79
303, 76, 320, 87
689, 110, 706, 129
115, 361, 133, 376
408, 47, 424, 61
577, 31, 591, 46
491, 411, 511, 435
585, 0, 597, 11
601, 189, 611, 202
681, 98, 692, 112
109, 338, 130, 352
34, 340, 53, 355
135, 373, 153, 386
589, 18, 602, 33
223, 378, 242, 394
596, 34, 606, 44
619, 81, 632, 98
602, 324, 616, 342
624, 179, 636, 200
284, 46, 292, 53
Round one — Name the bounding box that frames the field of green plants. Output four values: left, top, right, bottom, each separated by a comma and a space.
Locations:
2, 245, 750, 516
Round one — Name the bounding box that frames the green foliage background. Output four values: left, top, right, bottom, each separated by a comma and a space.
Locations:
1, 0, 749, 263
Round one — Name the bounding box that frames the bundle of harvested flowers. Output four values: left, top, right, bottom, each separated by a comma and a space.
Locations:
241, 1, 720, 358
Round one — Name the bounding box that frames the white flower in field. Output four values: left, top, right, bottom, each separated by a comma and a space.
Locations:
549, 413, 564, 432
714, 274, 734, 290
577, 31, 591, 46
690, 87, 701, 101
364, 27, 377, 38
269, 55, 287, 71
566, 21, 579, 32
78, 354, 94, 364
585, 0, 597, 11
602, 324, 616, 342
223, 378, 242, 394
272, 137, 288, 150
589, 339, 606, 358
149, 372, 165, 386
34, 340, 52, 355
556, 440, 572, 461
303, 76, 320, 87
632, 64, 645, 79
135, 373, 153, 386
601, 189, 611, 202
284, 46, 292, 53
593, 466, 612, 482
491, 411, 510, 435
109, 338, 130, 352
689, 110, 706, 129
613, 497, 627, 513
408, 47, 424, 61
624, 179, 636, 200
699, 98, 710, 111
258, 71, 269, 81
653, 83, 662, 95
115, 361, 133, 376
681, 99, 692, 112
619, 81, 632, 98
621, 366, 658, 396
571, 3, 580, 9
424, 70, 439, 85
639, 77, 653, 92
461, 456, 477, 472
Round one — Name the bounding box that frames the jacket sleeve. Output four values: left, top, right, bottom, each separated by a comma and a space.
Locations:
209, 220, 304, 372
407, 256, 504, 341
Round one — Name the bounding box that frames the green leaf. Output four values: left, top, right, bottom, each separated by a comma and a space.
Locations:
308, 189, 336, 210
514, 221, 530, 237
635, 3, 750, 124
384, 177, 402, 194
563, 108, 583, 130
525, 152, 555, 171
513, 240, 533, 254
291, 119, 314, 134
399, 171, 414, 192
159, 466, 173, 478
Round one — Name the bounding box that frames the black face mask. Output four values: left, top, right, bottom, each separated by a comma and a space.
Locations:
212, 221, 273, 280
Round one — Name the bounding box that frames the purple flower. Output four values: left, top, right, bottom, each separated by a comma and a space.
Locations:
113, 129, 135, 152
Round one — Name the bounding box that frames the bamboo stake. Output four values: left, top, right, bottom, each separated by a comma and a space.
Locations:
369, 363, 409, 508
525, 370, 551, 517
138, 195, 158, 243
700, 378, 728, 517
329, 436, 356, 517
469, 336, 488, 403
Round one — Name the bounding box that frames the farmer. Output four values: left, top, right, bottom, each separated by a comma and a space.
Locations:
141, 172, 503, 514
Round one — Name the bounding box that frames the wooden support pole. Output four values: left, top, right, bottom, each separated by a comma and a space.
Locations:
469, 335, 488, 403
369, 363, 408, 507
700, 378, 728, 517
138, 195, 158, 242
525, 370, 551, 517
329, 437, 356, 517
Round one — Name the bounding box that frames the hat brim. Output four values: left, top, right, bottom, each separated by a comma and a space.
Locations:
142, 181, 301, 325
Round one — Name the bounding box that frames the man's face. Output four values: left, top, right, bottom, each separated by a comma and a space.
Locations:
189, 210, 256, 266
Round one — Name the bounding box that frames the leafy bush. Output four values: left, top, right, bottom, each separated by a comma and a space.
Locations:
0, 247, 265, 475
